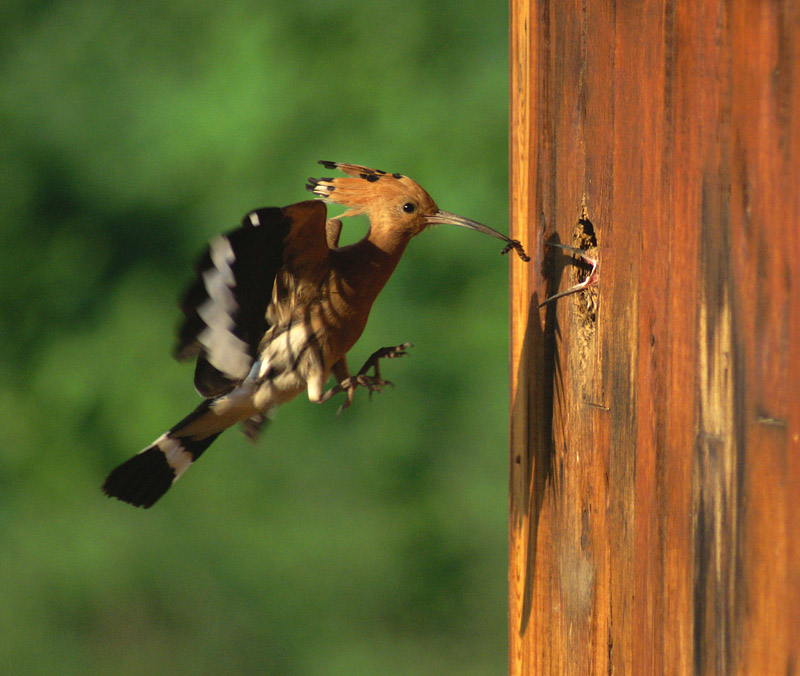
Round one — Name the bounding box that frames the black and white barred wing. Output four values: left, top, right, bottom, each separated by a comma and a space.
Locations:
173, 201, 331, 398
174, 206, 291, 397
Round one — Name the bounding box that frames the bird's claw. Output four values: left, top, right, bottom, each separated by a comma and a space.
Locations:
357, 342, 412, 385
356, 374, 394, 397
369, 342, 413, 362
333, 375, 392, 415
330, 343, 412, 415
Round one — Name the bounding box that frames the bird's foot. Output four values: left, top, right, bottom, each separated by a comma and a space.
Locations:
240, 410, 273, 442
358, 342, 413, 381
329, 374, 392, 415
328, 343, 412, 415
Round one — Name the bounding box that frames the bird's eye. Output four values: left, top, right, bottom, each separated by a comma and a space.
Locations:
402, 202, 416, 213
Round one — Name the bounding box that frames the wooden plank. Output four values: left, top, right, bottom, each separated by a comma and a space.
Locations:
509, 1, 800, 674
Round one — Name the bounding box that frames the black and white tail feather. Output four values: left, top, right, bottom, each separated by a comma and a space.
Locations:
102, 402, 222, 508
103, 206, 297, 508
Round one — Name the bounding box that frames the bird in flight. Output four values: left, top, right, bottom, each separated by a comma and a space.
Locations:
102, 161, 529, 508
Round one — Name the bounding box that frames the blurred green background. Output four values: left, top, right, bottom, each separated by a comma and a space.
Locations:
0, 2, 509, 674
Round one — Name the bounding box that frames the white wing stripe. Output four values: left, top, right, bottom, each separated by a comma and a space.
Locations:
193, 233, 254, 379
198, 325, 251, 379
208, 236, 236, 287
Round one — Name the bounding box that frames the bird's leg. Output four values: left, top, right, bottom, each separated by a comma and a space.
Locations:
315, 357, 359, 414
539, 242, 599, 307
241, 411, 271, 442
354, 342, 413, 391
320, 343, 413, 415
332, 357, 356, 412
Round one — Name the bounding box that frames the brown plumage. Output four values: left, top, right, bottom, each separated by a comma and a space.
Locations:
102, 161, 529, 508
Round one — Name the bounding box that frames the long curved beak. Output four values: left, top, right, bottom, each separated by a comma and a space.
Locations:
424, 210, 508, 240
424, 210, 530, 261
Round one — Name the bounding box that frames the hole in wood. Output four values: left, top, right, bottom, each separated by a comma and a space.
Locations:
577, 217, 597, 248
571, 218, 598, 326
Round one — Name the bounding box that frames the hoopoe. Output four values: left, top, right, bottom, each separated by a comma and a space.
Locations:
102, 161, 529, 508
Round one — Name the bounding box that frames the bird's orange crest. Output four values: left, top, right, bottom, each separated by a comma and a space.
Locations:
306, 161, 438, 220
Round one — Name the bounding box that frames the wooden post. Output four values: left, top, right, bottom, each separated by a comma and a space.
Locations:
509, 1, 800, 675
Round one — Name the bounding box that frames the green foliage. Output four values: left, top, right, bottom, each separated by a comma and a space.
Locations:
0, 1, 509, 673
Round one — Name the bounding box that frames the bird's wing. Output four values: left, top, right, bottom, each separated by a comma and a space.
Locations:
174, 200, 329, 397
280, 200, 331, 281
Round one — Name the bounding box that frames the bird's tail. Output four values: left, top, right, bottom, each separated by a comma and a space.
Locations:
103, 397, 251, 508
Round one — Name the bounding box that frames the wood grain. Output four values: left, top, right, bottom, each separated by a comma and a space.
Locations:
509, 1, 800, 674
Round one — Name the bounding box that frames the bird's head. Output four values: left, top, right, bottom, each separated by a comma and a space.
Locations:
306, 161, 529, 260
307, 161, 437, 237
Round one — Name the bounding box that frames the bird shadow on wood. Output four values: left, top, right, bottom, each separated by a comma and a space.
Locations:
512, 235, 565, 636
